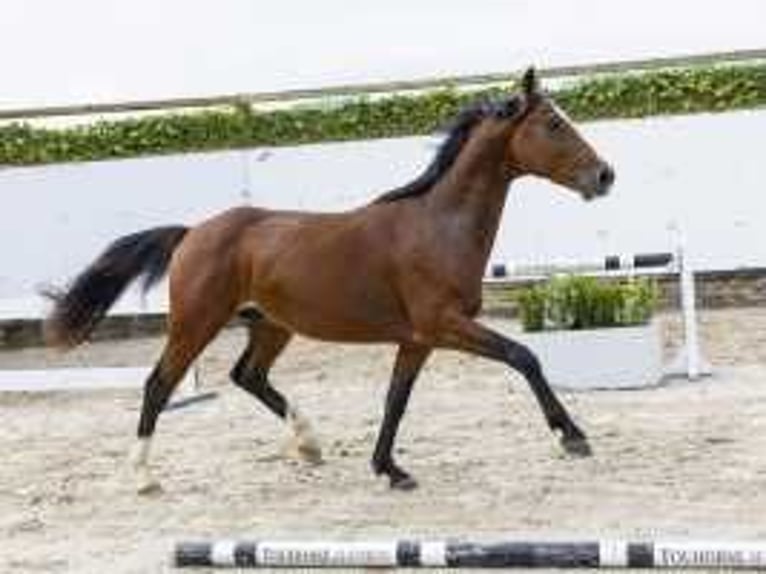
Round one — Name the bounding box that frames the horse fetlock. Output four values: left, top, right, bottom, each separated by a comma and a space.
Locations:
129, 436, 152, 467
371, 456, 388, 476
547, 410, 580, 435
546, 416, 592, 456
130, 457, 161, 494
128, 436, 163, 494
283, 409, 323, 464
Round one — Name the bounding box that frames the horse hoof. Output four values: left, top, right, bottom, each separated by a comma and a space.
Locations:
297, 442, 324, 465
390, 475, 418, 491
561, 436, 593, 457
132, 463, 163, 495
136, 477, 163, 496
283, 437, 324, 465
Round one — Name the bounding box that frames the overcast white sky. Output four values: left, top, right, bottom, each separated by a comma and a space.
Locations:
1, 0, 765, 109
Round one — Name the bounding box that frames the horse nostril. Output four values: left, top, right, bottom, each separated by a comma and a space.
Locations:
598, 165, 615, 191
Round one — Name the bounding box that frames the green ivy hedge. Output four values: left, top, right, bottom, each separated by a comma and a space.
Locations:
517, 275, 658, 333
2, 63, 765, 166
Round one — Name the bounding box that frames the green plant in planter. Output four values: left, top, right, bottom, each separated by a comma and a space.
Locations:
619, 277, 658, 325
516, 275, 657, 333
518, 285, 546, 332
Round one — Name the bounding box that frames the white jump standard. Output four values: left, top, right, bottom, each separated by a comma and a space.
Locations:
174, 539, 766, 569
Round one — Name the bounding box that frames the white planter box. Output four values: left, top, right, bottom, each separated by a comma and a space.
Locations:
518, 322, 662, 390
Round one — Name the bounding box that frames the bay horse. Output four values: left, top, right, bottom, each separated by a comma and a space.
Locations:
44, 68, 614, 493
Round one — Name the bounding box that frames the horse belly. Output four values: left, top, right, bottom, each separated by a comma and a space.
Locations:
253, 266, 410, 343
261, 288, 408, 342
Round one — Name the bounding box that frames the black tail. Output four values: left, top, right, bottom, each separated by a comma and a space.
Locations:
43, 226, 189, 348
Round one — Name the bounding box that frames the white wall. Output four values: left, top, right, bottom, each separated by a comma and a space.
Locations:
2, 109, 765, 317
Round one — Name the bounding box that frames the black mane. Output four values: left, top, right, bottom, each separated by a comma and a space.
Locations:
372, 101, 494, 204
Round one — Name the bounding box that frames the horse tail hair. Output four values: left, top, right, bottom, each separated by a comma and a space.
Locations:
42, 225, 189, 349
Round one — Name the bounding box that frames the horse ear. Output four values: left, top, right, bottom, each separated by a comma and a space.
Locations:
521, 66, 540, 95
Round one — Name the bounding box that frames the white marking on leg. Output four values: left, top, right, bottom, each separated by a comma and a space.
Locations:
130, 436, 152, 467
285, 404, 322, 463
130, 437, 161, 494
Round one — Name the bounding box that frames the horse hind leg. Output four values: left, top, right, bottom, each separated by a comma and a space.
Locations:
130, 300, 235, 494
131, 361, 174, 494
230, 313, 322, 463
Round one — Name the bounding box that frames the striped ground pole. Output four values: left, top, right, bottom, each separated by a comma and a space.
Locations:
175, 540, 766, 569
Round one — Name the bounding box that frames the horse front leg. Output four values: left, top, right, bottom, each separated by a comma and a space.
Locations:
437, 311, 592, 456
371, 344, 431, 490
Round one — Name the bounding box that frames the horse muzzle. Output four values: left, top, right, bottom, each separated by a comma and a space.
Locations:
580, 163, 615, 201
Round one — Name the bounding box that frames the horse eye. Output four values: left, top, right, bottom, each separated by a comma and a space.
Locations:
547, 115, 564, 133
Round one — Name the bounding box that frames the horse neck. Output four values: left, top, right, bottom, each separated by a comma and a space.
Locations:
425, 125, 517, 258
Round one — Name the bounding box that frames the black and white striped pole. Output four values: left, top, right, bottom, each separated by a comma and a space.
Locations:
488, 252, 674, 280
175, 539, 766, 569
